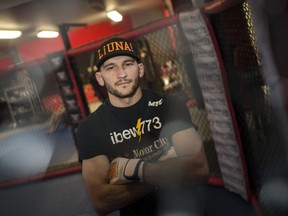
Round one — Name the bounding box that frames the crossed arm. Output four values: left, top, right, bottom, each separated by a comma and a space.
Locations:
81, 127, 209, 215
82, 156, 153, 215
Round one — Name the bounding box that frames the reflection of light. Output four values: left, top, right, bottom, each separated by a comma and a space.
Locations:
162, 76, 170, 86
107, 10, 123, 22
242, 2, 261, 65
0, 134, 55, 180
262, 85, 269, 95
0, 30, 22, 39
37, 31, 59, 38
259, 176, 288, 214
87, 66, 92, 73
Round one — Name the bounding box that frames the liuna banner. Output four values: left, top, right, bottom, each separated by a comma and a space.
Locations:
179, 9, 250, 200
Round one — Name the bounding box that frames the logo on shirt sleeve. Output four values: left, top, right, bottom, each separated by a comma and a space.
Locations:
148, 98, 163, 107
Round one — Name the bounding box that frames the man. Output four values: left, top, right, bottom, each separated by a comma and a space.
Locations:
76, 37, 209, 216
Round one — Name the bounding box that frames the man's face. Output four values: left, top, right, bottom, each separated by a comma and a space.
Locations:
96, 55, 144, 98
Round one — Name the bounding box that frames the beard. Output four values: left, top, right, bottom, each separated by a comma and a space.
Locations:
104, 76, 140, 99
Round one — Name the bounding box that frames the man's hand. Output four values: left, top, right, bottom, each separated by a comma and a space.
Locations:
109, 157, 145, 184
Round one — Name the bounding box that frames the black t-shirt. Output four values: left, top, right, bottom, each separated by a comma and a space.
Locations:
76, 89, 197, 215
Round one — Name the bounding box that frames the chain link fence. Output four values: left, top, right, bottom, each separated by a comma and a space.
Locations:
0, 61, 79, 185
131, 25, 221, 177
74, 1, 288, 197
1, 1, 286, 197
209, 2, 288, 197
72, 19, 221, 177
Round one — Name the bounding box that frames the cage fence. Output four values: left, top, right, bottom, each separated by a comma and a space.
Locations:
1, 1, 287, 197
137, 25, 221, 176
209, 1, 288, 197
0, 60, 79, 185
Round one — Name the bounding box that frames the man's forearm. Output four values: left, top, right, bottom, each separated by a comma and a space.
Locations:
143, 155, 209, 186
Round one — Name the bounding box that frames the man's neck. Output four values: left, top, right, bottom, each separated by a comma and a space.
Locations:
109, 88, 142, 108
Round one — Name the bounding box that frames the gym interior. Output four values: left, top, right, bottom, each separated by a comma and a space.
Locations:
0, 0, 287, 215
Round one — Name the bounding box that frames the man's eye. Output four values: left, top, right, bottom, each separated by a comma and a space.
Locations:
125, 62, 133, 67
106, 66, 114, 71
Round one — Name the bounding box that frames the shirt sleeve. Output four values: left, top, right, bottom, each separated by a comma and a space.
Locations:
76, 118, 105, 161
160, 95, 197, 138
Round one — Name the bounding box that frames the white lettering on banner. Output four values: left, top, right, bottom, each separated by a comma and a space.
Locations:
219, 161, 243, 172
218, 152, 242, 166
196, 62, 218, 70
198, 73, 221, 81
184, 26, 209, 37
222, 173, 247, 191
204, 96, 227, 106
212, 130, 235, 140
215, 144, 240, 158
51, 56, 62, 67
213, 136, 236, 146
206, 107, 230, 116
180, 12, 202, 22
224, 180, 247, 199
192, 49, 215, 58
201, 85, 224, 93
216, 142, 239, 152
211, 122, 234, 131
180, 9, 249, 200
221, 169, 245, 185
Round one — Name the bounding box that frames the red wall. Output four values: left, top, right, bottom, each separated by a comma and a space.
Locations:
68, 16, 133, 48
17, 38, 65, 62
0, 57, 13, 68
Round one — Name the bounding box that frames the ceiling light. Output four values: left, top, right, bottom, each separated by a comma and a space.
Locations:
0, 30, 22, 39
37, 30, 59, 38
106, 10, 123, 22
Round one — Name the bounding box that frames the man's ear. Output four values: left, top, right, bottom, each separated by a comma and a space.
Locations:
95, 72, 105, 86
138, 63, 145, 78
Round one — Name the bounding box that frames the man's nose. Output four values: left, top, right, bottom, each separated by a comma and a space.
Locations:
117, 67, 127, 78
